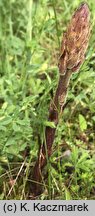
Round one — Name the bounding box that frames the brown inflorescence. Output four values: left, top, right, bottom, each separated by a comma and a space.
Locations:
59, 3, 91, 74
31, 2, 91, 197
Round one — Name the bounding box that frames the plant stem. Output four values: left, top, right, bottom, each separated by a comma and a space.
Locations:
31, 69, 72, 196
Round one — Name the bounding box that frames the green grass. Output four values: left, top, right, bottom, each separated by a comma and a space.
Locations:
0, 0, 95, 199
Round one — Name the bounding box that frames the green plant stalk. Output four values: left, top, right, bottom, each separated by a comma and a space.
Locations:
27, 0, 33, 41
52, 0, 60, 48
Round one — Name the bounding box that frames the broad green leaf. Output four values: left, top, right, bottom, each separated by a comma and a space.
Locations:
5, 138, 16, 147
13, 123, 21, 132
0, 125, 6, 131
0, 117, 12, 126
44, 121, 56, 128
40, 62, 48, 72
79, 114, 87, 131
92, 116, 95, 122
0, 156, 8, 163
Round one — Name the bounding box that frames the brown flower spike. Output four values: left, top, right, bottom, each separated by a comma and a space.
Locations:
59, 3, 90, 74
31, 3, 91, 196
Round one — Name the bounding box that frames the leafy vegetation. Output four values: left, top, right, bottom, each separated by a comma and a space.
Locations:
0, 0, 95, 199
